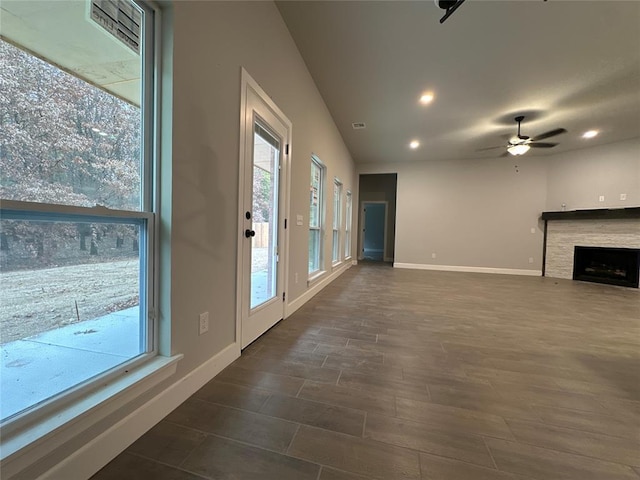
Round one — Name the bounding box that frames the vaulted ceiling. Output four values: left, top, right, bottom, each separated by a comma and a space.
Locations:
277, 1, 640, 164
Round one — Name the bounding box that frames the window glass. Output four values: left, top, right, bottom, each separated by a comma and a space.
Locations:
345, 191, 352, 258
0, 0, 155, 424
332, 179, 342, 264
308, 159, 323, 274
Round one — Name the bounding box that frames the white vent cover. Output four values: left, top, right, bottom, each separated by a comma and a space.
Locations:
352, 122, 366, 130
90, 0, 141, 54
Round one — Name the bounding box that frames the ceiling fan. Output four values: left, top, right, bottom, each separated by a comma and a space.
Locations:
481, 116, 567, 156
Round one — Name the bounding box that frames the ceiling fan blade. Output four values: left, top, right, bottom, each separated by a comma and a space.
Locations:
529, 142, 558, 148
530, 128, 567, 142
476, 145, 503, 151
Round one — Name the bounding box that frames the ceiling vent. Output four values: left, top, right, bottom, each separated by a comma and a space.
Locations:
352, 122, 366, 130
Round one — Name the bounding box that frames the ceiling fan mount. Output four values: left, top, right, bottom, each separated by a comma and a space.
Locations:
478, 116, 567, 156
513, 116, 529, 141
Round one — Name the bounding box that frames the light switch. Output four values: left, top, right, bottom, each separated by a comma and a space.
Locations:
296, 214, 303, 226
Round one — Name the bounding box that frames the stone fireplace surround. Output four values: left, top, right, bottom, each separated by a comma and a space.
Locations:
542, 207, 640, 287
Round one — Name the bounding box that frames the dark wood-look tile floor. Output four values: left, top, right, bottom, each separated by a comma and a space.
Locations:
93, 264, 640, 480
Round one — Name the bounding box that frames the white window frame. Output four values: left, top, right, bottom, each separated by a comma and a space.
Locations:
0, 0, 160, 438
308, 156, 325, 280
345, 190, 352, 260
332, 178, 343, 266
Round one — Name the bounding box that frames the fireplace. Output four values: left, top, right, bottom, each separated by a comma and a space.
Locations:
573, 246, 640, 288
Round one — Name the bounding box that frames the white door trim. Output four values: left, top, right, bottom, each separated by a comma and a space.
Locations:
237, 68, 292, 349
358, 200, 388, 261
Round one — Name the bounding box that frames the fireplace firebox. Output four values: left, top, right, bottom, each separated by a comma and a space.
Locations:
573, 246, 640, 288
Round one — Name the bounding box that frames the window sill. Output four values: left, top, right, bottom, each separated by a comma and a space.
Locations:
332, 260, 343, 270
307, 270, 326, 287
1, 354, 183, 476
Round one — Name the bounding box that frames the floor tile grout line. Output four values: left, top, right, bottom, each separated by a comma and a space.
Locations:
126, 450, 212, 480
315, 465, 323, 480
295, 379, 307, 398
493, 431, 640, 468
484, 435, 640, 471
169, 395, 372, 442
361, 411, 367, 438
482, 436, 499, 470
320, 355, 328, 367
286, 423, 302, 455
505, 414, 640, 441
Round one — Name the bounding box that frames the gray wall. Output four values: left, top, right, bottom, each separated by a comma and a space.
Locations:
358, 173, 397, 261
545, 137, 640, 211
169, 0, 355, 375
359, 138, 639, 272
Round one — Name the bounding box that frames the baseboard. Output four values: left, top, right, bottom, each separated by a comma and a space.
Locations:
393, 263, 542, 277
285, 262, 352, 317
38, 342, 240, 480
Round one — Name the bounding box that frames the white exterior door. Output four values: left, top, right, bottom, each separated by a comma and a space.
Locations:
238, 70, 291, 349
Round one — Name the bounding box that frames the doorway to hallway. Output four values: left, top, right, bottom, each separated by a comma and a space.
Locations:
357, 173, 397, 263
361, 202, 387, 261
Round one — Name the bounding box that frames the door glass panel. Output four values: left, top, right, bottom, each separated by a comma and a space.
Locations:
251, 123, 279, 309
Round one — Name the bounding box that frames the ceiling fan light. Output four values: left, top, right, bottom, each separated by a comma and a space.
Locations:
507, 144, 530, 156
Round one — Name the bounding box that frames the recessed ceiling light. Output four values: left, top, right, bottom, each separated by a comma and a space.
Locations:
419, 92, 434, 105
582, 130, 598, 139
409, 140, 420, 149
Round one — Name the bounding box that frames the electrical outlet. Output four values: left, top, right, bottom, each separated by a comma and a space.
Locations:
431, 253, 437, 259
529, 257, 534, 264
620, 193, 627, 201
599, 195, 605, 202
199, 312, 209, 335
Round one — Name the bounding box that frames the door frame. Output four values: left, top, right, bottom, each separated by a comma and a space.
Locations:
358, 201, 388, 261
236, 68, 291, 349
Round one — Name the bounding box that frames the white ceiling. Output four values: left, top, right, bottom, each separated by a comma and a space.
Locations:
276, 1, 640, 164
1, 0, 140, 105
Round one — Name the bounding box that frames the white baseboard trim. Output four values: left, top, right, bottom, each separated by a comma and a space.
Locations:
38, 342, 240, 480
285, 262, 352, 318
393, 263, 542, 277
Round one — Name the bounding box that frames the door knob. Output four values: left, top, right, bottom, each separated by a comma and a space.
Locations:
245, 229, 256, 238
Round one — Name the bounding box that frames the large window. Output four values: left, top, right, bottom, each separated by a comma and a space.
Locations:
345, 190, 352, 259
0, 0, 157, 425
309, 157, 324, 276
332, 179, 343, 264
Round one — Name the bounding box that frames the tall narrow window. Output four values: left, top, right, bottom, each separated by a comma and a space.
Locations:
345, 191, 352, 259
0, 0, 157, 424
332, 179, 343, 264
308, 157, 324, 276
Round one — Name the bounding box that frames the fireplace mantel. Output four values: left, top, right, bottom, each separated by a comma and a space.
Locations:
541, 207, 640, 285
541, 207, 640, 221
